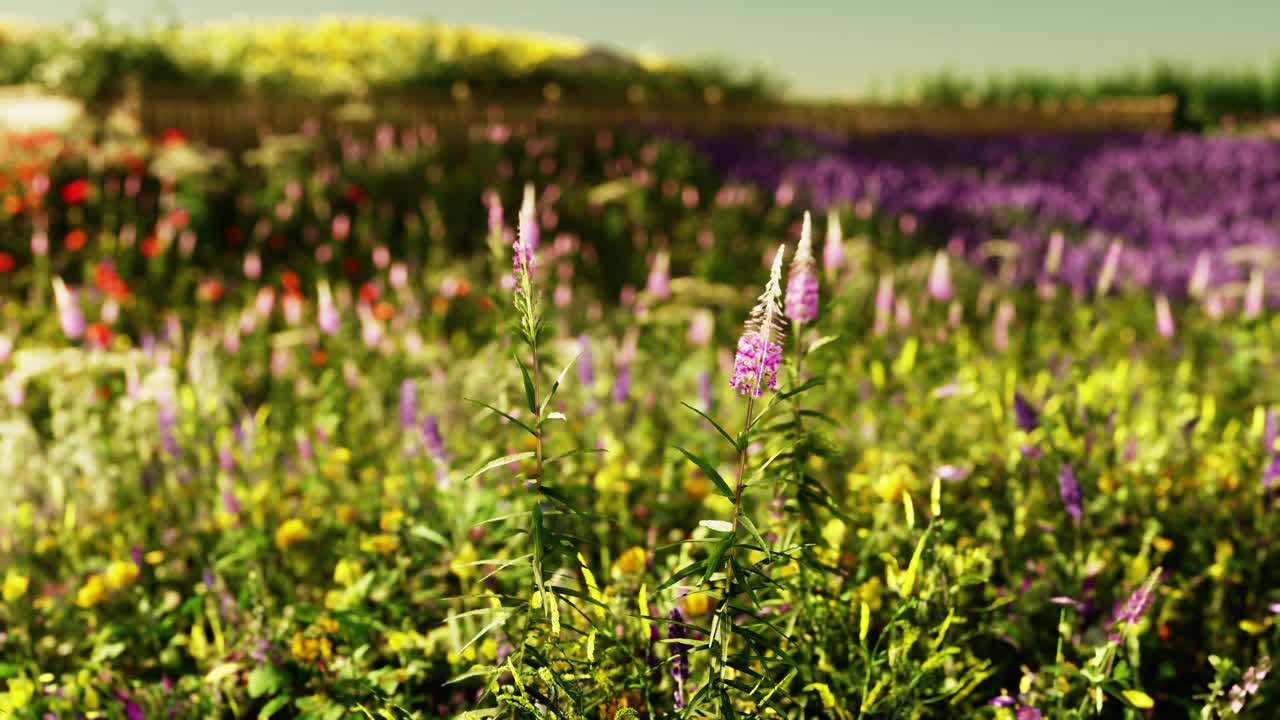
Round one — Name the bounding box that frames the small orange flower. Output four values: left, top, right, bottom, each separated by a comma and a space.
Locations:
64, 229, 87, 251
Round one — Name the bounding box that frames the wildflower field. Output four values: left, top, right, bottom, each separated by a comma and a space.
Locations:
0, 118, 1278, 719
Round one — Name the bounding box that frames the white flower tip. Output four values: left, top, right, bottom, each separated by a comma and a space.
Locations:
521, 183, 536, 213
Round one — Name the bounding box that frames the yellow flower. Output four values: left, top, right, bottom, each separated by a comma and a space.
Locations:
386, 630, 411, 652
275, 518, 310, 550
290, 632, 333, 663
362, 534, 399, 556
3, 571, 29, 603
331, 447, 352, 464
104, 560, 139, 591
682, 474, 711, 501
3, 677, 36, 710
380, 509, 405, 532
316, 616, 339, 634
335, 504, 357, 526
76, 576, 108, 608
333, 559, 363, 587
614, 546, 647, 576
682, 591, 715, 616
144, 550, 166, 565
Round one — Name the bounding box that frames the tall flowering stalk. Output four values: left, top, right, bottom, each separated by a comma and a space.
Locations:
463, 184, 594, 712
707, 244, 786, 711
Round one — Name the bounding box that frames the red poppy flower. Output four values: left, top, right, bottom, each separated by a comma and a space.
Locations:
162, 128, 187, 147
310, 349, 328, 367
86, 322, 112, 348
139, 236, 161, 258
199, 279, 225, 302
344, 184, 364, 204
0, 253, 15, 273
373, 301, 395, 322
359, 282, 380, 304
64, 229, 88, 251
61, 179, 90, 204
281, 271, 301, 292
2, 195, 21, 215
169, 208, 190, 230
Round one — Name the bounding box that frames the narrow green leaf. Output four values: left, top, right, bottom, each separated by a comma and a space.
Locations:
515, 354, 538, 416
538, 352, 580, 421
465, 397, 537, 437
673, 445, 735, 500
466, 452, 535, 481
682, 402, 740, 450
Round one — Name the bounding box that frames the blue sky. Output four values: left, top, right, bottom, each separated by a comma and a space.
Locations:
15, 1, 1280, 97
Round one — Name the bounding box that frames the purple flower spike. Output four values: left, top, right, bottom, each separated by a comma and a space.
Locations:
1014, 393, 1039, 432
399, 380, 418, 431
730, 245, 787, 398
785, 212, 819, 324
1059, 463, 1083, 524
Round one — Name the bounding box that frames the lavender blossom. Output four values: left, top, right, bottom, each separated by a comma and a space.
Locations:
1059, 463, 1083, 524
423, 415, 450, 487
1014, 393, 1039, 432
577, 335, 595, 388
730, 245, 786, 397
785, 212, 819, 324
1112, 569, 1161, 642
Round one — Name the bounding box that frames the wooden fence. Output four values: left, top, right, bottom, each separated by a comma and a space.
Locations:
137, 91, 1177, 148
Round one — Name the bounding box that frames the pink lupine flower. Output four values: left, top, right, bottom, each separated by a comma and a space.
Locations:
823, 209, 844, 279
646, 250, 671, 300
873, 274, 894, 336
519, 183, 539, 252
1188, 251, 1211, 298
994, 300, 1015, 351
317, 282, 340, 336
927, 251, 953, 302
52, 278, 85, 340
1097, 239, 1122, 297
1044, 231, 1064, 275
1155, 294, 1175, 339
730, 245, 787, 397
785, 211, 818, 324
1244, 269, 1265, 320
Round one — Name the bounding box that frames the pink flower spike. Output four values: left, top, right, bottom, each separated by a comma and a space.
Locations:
785, 211, 818, 324
730, 245, 787, 398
